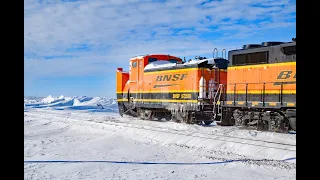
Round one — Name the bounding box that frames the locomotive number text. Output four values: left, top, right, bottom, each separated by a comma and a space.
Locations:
173, 93, 191, 99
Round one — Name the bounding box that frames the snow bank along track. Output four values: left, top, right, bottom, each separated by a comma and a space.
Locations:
24, 109, 296, 163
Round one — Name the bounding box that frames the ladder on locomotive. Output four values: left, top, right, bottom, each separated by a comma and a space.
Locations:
213, 84, 223, 119
211, 47, 226, 120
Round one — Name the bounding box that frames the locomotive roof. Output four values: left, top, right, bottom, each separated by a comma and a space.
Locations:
130, 54, 181, 60
229, 41, 296, 54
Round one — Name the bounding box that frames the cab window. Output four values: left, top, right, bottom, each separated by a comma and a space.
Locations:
148, 58, 157, 63
169, 59, 178, 63
132, 61, 137, 68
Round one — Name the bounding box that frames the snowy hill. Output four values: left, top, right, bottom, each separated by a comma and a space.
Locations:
24, 95, 118, 112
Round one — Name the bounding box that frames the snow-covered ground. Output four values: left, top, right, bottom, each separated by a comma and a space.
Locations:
24, 96, 296, 180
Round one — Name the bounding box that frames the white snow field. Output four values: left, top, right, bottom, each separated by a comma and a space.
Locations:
24, 96, 296, 180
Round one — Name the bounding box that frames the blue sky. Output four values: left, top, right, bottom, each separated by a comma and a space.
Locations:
24, 0, 296, 98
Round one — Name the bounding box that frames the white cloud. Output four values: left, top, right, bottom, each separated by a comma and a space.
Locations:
24, 0, 296, 78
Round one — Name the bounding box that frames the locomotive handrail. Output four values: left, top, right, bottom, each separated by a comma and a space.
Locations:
222, 49, 226, 59
213, 84, 224, 118
234, 84, 236, 105
280, 83, 283, 105
218, 81, 295, 108
245, 83, 248, 106
263, 83, 265, 106
213, 48, 218, 58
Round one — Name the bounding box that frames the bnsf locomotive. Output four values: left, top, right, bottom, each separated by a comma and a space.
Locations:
116, 38, 296, 132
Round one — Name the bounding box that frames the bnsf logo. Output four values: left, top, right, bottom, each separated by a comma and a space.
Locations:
274, 70, 296, 85
156, 74, 188, 81
277, 70, 296, 79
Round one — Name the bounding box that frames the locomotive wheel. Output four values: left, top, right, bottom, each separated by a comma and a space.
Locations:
185, 113, 193, 124
289, 117, 296, 131
128, 109, 138, 117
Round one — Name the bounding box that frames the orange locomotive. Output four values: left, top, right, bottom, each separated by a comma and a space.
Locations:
219, 39, 296, 132
116, 38, 296, 132
116, 54, 228, 125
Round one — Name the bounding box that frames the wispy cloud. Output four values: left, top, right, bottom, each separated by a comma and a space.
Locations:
24, 0, 296, 96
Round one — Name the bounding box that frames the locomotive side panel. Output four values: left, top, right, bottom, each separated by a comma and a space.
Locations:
225, 62, 296, 108
220, 39, 296, 132
135, 68, 199, 109
116, 68, 130, 115
200, 68, 227, 101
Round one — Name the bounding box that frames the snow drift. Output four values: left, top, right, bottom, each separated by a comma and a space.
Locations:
24, 95, 118, 112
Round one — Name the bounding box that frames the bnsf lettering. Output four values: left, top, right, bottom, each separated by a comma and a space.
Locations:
163, 75, 172, 81
172, 74, 180, 81
277, 71, 296, 79
273, 70, 296, 85
156, 74, 188, 81
156, 76, 162, 81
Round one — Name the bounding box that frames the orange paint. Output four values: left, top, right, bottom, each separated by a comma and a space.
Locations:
226, 62, 296, 94
116, 54, 227, 98
116, 68, 129, 93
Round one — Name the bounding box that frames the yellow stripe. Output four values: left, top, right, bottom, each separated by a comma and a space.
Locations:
252, 102, 259, 105
226, 90, 296, 94
226, 101, 233, 104
116, 99, 127, 102
144, 68, 227, 74
228, 62, 296, 70
225, 101, 295, 106
287, 103, 295, 106
117, 90, 199, 94
144, 68, 198, 74
132, 90, 199, 93
117, 99, 198, 103
119, 90, 296, 94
